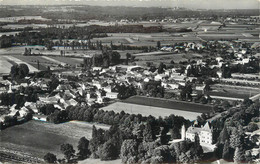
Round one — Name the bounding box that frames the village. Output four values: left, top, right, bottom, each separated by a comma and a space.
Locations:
0, 4, 259, 164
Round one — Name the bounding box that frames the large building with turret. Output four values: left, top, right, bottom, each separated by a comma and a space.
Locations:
186, 122, 213, 145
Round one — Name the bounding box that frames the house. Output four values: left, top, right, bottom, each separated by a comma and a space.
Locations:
19, 107, 29, 117
162, 82, 179, 89
54, 104, 65, 110
24, 102, 38, 113
39, 96, 59, 104
92, 81, 102, 89
154, 74, 167, 81
93, 67, 103, 71
186, 122, 213, 145
103, 86, 112, 93
8, 109, 19, 117
96, 97, 104, 104
67, 99, 78, 106
105, 92, 118, 99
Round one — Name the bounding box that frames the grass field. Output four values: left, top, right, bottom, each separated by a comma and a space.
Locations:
0, 54, 86, 74
101, 102, 201, 120
208, 84, 260, 99
134, 52, 201, 67
0, 56, 13, 74
124, 96, 213, 113
47, 56, 83, 66
0, 120, 109, 159
3, 56, 39, 72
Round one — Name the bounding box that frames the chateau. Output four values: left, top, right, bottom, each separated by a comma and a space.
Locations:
185, 122, 213, 145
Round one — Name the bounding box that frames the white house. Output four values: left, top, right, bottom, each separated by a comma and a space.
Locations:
105, 92, 118, 99
19, 107, 29, 117
186, 122, 213, 145
103, 86, 112, 93
92, 81, 102, 89
154, 74, 167, 81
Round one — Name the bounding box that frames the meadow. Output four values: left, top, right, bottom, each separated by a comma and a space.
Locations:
0, 120, 109, 160
101, 101, 201, 121
124, 96, 213, 113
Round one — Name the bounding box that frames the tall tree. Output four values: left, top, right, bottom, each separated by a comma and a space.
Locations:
99, 139, 117, 161
230, 129, 243, 149
158, 62, 166, 74
234, 147, 245, 163
60, 143, 75, 162
143, 123, 156, 142
44, 153, 57, 163
218, 125, 229, 144
77, 137, 90, 160
222, 140, 231, 160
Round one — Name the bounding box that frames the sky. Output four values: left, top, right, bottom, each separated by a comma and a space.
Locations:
0, 0, 259, 9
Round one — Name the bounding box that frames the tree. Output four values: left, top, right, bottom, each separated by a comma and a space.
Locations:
246, 123, 259, 132
222, 140, 232, 160
120, 139, 138, 163
77, 137, 90, 159
190, 133, 203, 161
158, 62, 166, 74
89, 126, 106, 157
218, 125, 229, 144
99, 139, 117, 160
143, 123, 156, 142
125, 53, 131, 65
39, 104, 58, 115
48, 77, 59, 91
157, 41, 161, 49
44, 153, 57, 163
60, 143, 75, 162
222, 64, 231, 78
234, 147, 245, 163
164, 92, 175, 99
230, 129, 243, 149
243, 98, 253, 107
109, 51, 121, 65
160, 127, 169, 145
10, 64, 30, 80
0, 92, 11, 106
152, 145, 171, 163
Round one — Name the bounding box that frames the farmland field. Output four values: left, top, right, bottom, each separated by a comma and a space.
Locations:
0, 56, 13, 74
47, 56, 83, 66
124, 96, 213, 113
3, 56, 39, 72
0, 120, 109, 160
101, 101, 201, 120
207, 84, 260, 99
93, 32, 202, 47
134, 53, 201, 66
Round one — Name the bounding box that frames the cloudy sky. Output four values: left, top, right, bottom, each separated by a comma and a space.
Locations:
0, 0, 259, 9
